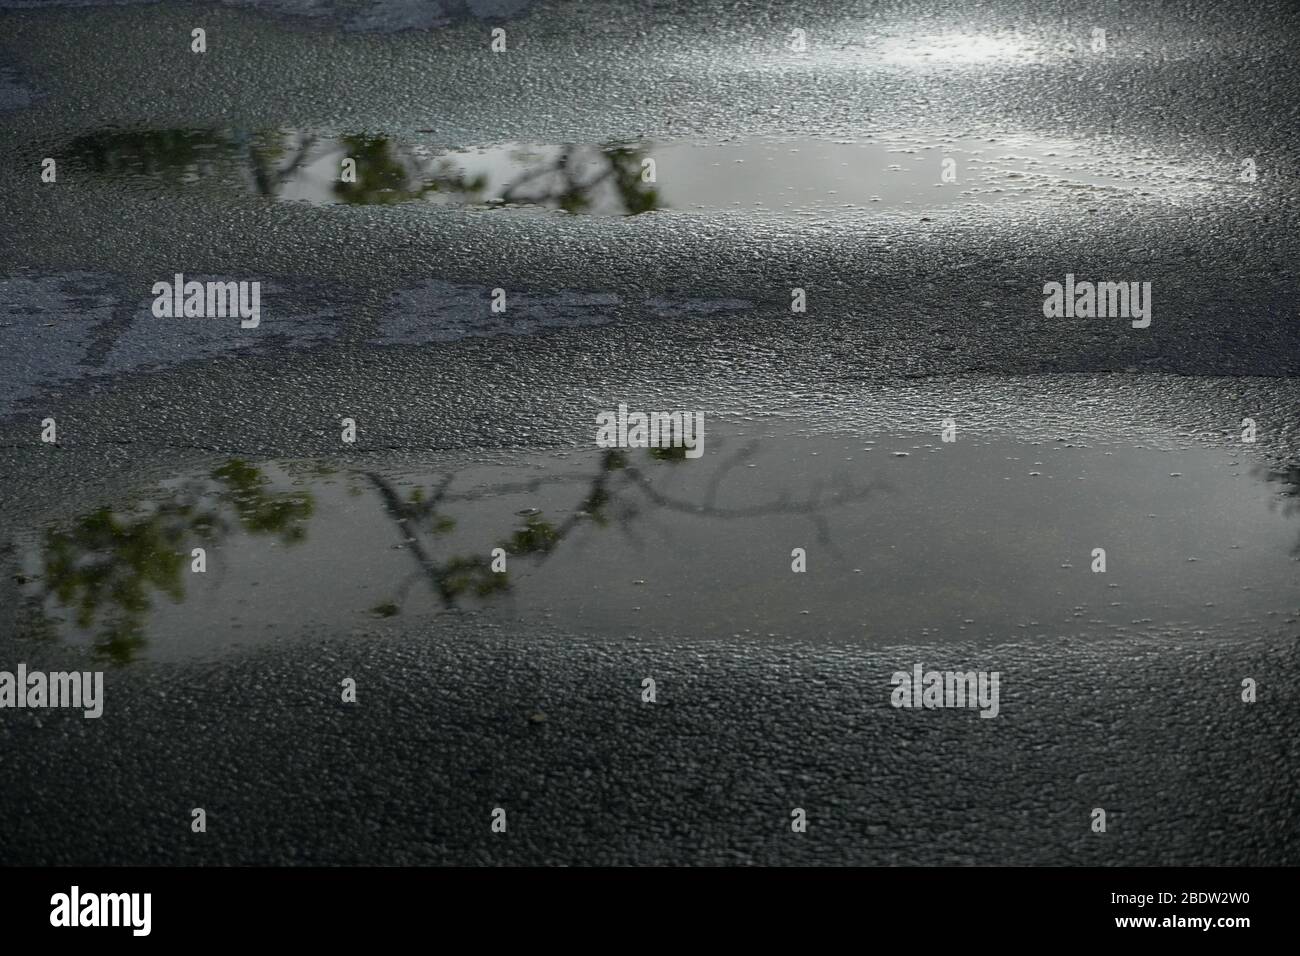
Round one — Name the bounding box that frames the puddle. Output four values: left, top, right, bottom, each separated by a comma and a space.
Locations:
62, 128, 1219, 214
12, 428, 1300, 662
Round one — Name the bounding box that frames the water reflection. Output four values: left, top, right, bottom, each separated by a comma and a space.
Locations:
17, 436, 1300, 662
37, 459, 313, 664
68, 128, 234, 183
63, 126, 1216, 214
17, 442, 883, 661
331, 133, 487, 205
496, 143, 659, 214
1258, 463, 1300, 556
66, 128, 660, 214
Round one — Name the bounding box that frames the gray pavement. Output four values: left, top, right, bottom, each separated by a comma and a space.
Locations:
0, 0, 1297, 865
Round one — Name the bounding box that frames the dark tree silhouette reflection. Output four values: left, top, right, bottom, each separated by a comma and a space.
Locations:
64, 128, 659, 214
332, 135, 489, 205
38, 460, 313, 664
28, 446, 883, 660
66, 128, 234, 183
498, 142, 660, 214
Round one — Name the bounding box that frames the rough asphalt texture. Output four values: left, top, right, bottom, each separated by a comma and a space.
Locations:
0, 0, 1298, 865
2, 624, 1297, 866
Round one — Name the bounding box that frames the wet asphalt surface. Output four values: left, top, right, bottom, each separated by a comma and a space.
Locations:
1, 0, 1298, 865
